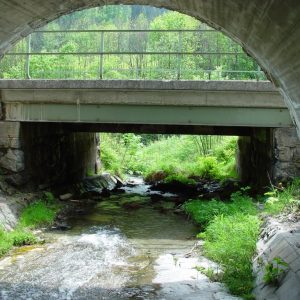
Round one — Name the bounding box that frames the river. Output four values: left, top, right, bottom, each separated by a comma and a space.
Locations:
0, 181, 240, 300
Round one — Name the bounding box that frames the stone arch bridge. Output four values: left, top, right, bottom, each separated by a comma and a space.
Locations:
0, 1, 300, 188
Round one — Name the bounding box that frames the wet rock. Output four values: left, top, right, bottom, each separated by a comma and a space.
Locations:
59, 193, 73, 201
71, 173, 121, 199
38, 183, 51, 190
114, 175, 125, 187
120, 196, 151, 209
150, 181, 198, 198
52, 222, 71, 231
198, 179, 240, 200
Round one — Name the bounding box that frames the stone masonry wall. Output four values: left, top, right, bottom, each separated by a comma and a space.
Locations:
273, 128, 300, 183
237, 127, 300, 187
0, 122, 97, 188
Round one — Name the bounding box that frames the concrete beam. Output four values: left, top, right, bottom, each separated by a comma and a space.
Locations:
0, 80, 291, 127
1, 89, 285, 108
4, 103, 292, 127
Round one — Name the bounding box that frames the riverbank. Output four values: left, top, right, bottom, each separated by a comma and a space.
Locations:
253, 213, 300, 300
0, 175, 299, 299
0, 176, 242, 300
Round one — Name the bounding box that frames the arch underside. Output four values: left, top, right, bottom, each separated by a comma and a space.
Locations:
1, 0, 300, 134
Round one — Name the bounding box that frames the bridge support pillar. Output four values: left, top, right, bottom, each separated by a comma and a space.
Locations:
237, 127, 300, 189
0, 122, 97, 187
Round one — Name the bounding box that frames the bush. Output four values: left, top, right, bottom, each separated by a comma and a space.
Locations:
184, 191, 257, 227
185, 190, 259, 297
164, 174, 197, 185
195, 156, 221, 180
203, 214, 260, 296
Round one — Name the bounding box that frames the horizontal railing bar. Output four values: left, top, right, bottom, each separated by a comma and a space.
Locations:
34, 29, 217, 33
5, 52, 246, 56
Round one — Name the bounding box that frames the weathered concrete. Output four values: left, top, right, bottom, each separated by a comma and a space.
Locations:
0, 122, 97, 187
253, 217, 300, 300
0, 1, 300, 134
0, 80, 292, 127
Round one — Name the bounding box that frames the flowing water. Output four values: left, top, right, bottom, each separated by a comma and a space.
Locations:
0, 182, 240, 300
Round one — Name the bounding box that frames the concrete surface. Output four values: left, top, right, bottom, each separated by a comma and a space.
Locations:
253, 216, 300, 300
0, 80, 292, 127
0, 1, 300, 134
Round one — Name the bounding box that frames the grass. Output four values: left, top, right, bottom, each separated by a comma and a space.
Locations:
263, 178, 300, 215
184, 190, 257, 227
203, 214, 260, 297
19, 200, 58, 228
184, 191, 260, 298
0, 227, 38, 257
185, 179, 300, 297
0, 192, 60, 258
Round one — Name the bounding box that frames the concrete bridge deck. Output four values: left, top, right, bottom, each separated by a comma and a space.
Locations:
0, 80, 292, 128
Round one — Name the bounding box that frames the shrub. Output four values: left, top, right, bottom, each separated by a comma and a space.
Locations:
185, 191, 259, 297
203, 213, 260, 296
164, 174, 197, 185
195, 156, 221, 180
184, 191, 257, 227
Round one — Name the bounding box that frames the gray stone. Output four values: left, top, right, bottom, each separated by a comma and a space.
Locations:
275, 272, 300, 300
59, 193, 73, 201
0, 199, 18, 230
0, 122, 21, 149
0, 149, 24, 172
290, 256, 300, 273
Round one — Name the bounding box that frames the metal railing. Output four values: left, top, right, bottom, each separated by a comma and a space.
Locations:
0, 29, 266, 80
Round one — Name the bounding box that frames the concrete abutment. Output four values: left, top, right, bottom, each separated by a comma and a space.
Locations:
0, 121, 299, 189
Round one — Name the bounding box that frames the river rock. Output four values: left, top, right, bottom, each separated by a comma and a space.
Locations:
120, 196, 151, 209
59, 193, 73, 201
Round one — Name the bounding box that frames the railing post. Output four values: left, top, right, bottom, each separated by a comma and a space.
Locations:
99, 31, 104, 79
25, 34, 31, 79
177, 31, 182, 80
256, 64, 261, 81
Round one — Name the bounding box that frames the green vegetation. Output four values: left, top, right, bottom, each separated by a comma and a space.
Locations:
184, 190, 256, 228
203, 214, 260, 296
263, 257, 289, 286
100, 133, 238, 182
0, 192, 60, 257
263, 178, 300, 215
0, 227, 37, 257
19, 200, 59, 228
0, 7, 264, 81
184, 190, 260, 297
185, 178, 300, 297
